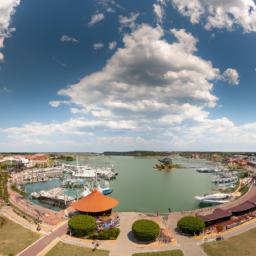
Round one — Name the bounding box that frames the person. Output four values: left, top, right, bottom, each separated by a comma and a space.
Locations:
168, 208, 171, 213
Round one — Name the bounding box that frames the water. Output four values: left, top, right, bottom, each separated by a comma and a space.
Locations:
25, 155, 217, 213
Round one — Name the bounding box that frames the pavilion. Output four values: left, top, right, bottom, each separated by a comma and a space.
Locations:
71, 189, 119, 216
197, 208, 232, 226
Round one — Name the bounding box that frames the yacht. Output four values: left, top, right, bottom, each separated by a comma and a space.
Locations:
212, 176, 238, 185
72, 170, 96, 179
194, 193, 232, 204
80, 186, 91, 198
196, 167, 216, 173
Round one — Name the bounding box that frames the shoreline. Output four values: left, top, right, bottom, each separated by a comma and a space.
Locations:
7, 182, 256, 227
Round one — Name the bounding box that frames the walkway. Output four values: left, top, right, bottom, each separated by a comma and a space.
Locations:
166, 213, 207, 256
8, 185, 66, 225
17, 222, 68, 256
109, 212, 179, 256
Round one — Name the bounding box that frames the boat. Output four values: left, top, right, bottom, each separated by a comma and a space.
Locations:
97, 186, 113, 195
212, 176, 238, 185
68, 165, 116, 179
61, 178, 84, 188
80, 186, 91, 198
196, 167, 216, 173
96, 181, 113, 195
194, 193, 232, 204
72, 170, 96, 179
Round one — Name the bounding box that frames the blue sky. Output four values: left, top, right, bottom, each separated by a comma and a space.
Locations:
1, 0, 256, 152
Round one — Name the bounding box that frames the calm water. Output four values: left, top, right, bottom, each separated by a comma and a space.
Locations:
25, 156, 217, 213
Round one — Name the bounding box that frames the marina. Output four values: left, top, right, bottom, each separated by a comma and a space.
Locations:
22, 155, 225, 213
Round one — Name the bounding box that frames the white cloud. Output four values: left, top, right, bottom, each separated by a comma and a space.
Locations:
50, 25, 238, 144
108, 41, 117, 50
171, 0, 256, 32
0, 86, 11, 93
60, 35, 79, 44
96, 0, 121, 13
1, 117, 136, 138
49, 101, 61, 108
0, 0, 21, 60
88, 13, 105, 26
222, 68, 240, 85
119, 12, 140, 31
93, 42, 104, 50
153, 0, 166, 25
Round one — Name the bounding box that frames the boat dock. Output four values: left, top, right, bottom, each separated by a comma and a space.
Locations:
63, 163, 118, 179
31, 188, 74, 208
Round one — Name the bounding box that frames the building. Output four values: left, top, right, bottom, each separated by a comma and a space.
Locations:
71, 189, 119, 216
197, 208, 232, 226
26, 154, 49, 167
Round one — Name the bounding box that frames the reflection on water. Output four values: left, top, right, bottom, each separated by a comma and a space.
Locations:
25, 155, 217, 213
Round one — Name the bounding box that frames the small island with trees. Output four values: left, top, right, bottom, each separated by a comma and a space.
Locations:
153, 157, 182, 171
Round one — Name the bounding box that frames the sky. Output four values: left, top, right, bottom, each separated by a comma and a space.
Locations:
1, 0, 256, 152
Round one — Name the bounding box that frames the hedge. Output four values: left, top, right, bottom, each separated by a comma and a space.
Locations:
132, 250, 184, 256
177, 216, 205, 235
132, 219, 160, 242
98, 227, 120, 240
68, 215, 96, 237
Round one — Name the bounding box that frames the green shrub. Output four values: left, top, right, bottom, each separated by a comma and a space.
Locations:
132, 219, 160, 242
97, 227, 120, 240
177, 216, 205, 235
11, 183, 27, 197
132, 250, 184, 255
68, 215, 96, 237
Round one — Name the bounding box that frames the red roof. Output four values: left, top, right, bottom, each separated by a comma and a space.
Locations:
26, 154, 48, 160
198, 208, 232, 223
227, 201, 256, 214
71, 189, 119, 213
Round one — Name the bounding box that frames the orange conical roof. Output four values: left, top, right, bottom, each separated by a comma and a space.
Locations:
71, 189, 119, 213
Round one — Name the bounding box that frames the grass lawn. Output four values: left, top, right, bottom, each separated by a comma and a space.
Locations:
45, 242, 109, 256
203, 227, 256, 256
0, 216, 40, 255
132, 250, 184, 256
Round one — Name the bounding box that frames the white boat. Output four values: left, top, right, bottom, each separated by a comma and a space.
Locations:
96, 181, 113, 195
196, 167, 215, 173
80, 186, 91, 198
194, 193, 232, 204
69, 165, 116, 179
72, 169, 96, 178
212, 176, 238, 184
